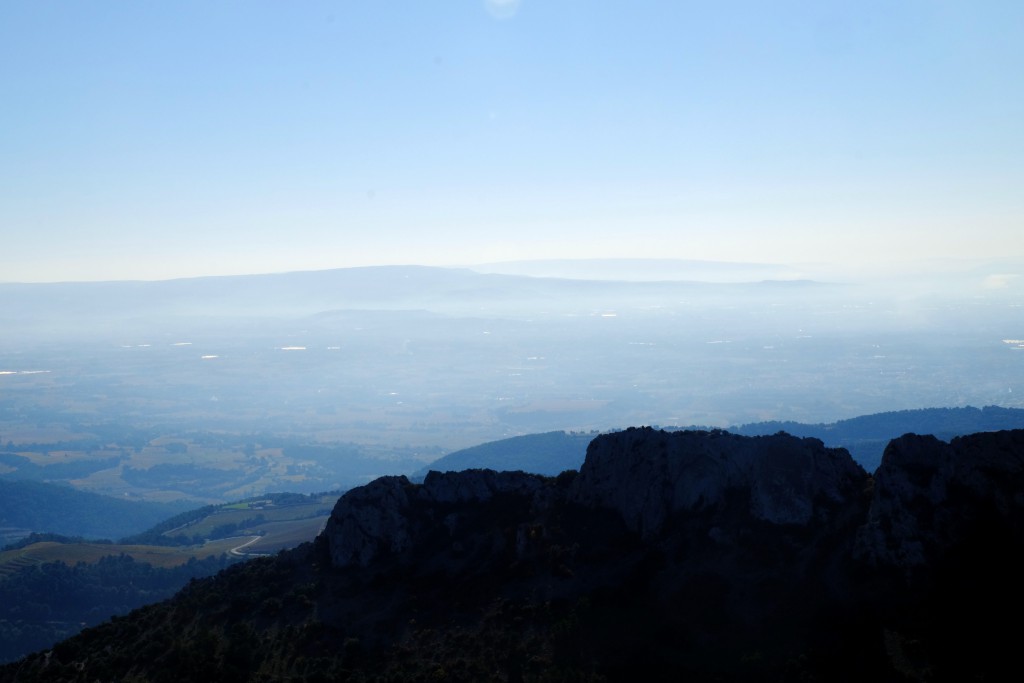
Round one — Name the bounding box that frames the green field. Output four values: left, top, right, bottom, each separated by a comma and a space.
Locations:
240, 516, 326, 555
162, 493, 334, 547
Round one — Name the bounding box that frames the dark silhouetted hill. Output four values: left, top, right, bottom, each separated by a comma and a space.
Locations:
5, 428, 1024, 681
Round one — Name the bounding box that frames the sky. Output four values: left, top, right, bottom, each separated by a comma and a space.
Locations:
2, 1, 1022, 283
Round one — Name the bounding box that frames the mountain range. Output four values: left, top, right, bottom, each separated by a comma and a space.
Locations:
0, 264, 836, 329
5, 426, 1023, 681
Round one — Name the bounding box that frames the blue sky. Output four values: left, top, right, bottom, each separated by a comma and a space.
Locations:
2, 1, 1022, 282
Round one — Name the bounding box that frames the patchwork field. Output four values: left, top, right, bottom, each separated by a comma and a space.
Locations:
0, 538, 245, 578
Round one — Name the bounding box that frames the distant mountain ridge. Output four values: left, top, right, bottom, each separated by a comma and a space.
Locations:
468, 258, 804, 282
731, 405, 1024, 470
0, 264, 836, 329
420, 405, 1024, 476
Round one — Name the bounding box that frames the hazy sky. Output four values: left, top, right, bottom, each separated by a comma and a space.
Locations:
2, 1, 1022, 282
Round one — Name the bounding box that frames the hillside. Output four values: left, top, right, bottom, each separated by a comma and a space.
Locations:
0, 480, 192, 546
0, 553, 236, 665
6, 428, 1023, 681
0, 491, 336, 664
413, 430, 598, 478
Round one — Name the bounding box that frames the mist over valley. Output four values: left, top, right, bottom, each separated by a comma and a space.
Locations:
3, 261, 1022, 503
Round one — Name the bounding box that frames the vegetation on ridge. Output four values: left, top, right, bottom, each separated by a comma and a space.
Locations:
5, 428, 1023, 681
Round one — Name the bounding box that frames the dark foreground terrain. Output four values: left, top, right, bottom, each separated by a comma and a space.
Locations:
4, 427, 1023, 682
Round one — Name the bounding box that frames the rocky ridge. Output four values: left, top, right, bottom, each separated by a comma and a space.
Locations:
569, 427, 865, 533
855, 429, 1024, 569
6, 427, 1024, 682
324, 469, 545, 569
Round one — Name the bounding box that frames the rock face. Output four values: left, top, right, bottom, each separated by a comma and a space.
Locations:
323, 475, 417, 569
10, 427, 1024, 683
317, 426, 1024, 679
324, 427, 1024, 577
856, 429, 1024, 570
324, 469, 546, 569
323, 429, 869, 572
569, 427, 866, 536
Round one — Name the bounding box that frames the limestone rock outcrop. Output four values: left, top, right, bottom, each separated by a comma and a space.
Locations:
324, 427, 1024, 588
569, 427, 866, 537
855, 429, 1024, 569
11, 427, 1024, 682
323, 468, 548, 569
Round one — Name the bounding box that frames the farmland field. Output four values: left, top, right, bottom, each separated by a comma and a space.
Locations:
0, 538, 244, 578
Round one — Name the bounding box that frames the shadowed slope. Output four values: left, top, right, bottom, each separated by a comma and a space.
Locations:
5, 429, 1024, 681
